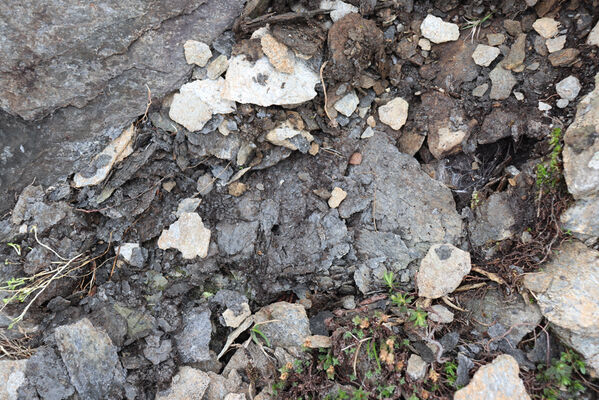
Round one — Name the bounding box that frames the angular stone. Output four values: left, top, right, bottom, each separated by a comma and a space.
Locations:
118, 243, 148, 268
428, 304, 454, 324
469, 191, 517, 245
158, 212, 211, 259
0, 359, 27, 400
266, 121, 314, 153
417, 243, 471, 299
320, 0, 358, 22
588, 22, 599, 46
560, 197, 599, 240
555, 75, 581, 101
303, 335, 332, 349
207, 54, 230, 80
545, 35, 566, 53
184, 40, 212, 67
489, 64, 517, 100
406, 354, 428, 380
261, 34, 294, 74
176, 309, 212, 363
472, 44, 500, 67
334, 91, 359, 117
156, 367, 210, 400
454, 355, 530, 400
472, 83, 489, 97
502, 33, 526, 70
421, 92, 469, 159
504, 19, 522, 36
378, 97, 409, 130
487, 33, 506, 46
222, 303, 251, 328
26, 346, 75, 400
254, 302, 311, 347
328, 187, 347, 208
420, 14, 460, 44
532, 17, 559, 38
548, 48, 580, 67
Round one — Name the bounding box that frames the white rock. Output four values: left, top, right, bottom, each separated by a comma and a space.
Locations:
428, 304, 454, 323
514, 91, 524, 101
420, 14, 460, 44
555, 75, 581, 101
119, 243, 144, 266
156, 367, 210, 400
556, 98, 569, 108
73, 124, 136, 187
328, 187, 347, 208
532, 18, 559, 38
406, 354, 428, 380
206, 54, 229, 80
417, 243, 471, 299
320, 0, 359, 22
334, 91, 359, 117
428, 127, 468, 159
418, 38, 431, 51
169, 78, 236, 132
538, 101, 552, 111
184, 40, 212, 67
176, 198, 201, 217
261, 34, 295, 74
489, 64, 517, 100
378, 97, 409, 130
472, 44, 501, 67
588, 22, 599, 46
222, 303, 251, 328
545, 35, 566, 53
361, 126, 374, 139
157, 212, 211, 259
223, 55, 319, 107
266, 121, 314, 152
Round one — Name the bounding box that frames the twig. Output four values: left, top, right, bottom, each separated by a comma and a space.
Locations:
319, 61, 338, 128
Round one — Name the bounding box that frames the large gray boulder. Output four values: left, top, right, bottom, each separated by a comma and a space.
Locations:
0, 0, 244, 211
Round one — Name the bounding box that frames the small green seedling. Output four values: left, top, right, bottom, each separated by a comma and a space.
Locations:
7, 243, 21, 256
383, 271, 395, 291
408, 308, 428, 327
251, 325, 270, 347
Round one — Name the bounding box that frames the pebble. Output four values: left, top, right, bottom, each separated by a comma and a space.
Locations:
526, 62, 540, 71
341, 295, 356, 310
555, 75, 581, 101
556, 98, 569, 108
420, 14, 460, 44
487, 33, 506, 46
503, 19, 522, 36
320, 0, 358, 22
417, 243, 471, 299
513, 91, 524, 101
328, 187, 347, 208
157, 213, 211, 259
334, 90, 359, 117
308, 142, 319, 156
418, 38, 431, 51
545, 35, 566, 53
489, 64, 517, 100
588, 22, 599, 46
406, 354, 428, 380
472, 44, 500, 67
348, 152, 362, 165
502, 33, 526, 70
533, 34, 548, 56
378, 97, 409, 130
184, 40, 212, 67
472, 83, 489, 97
228, 182, 247, 197
206, 54, 229, 80
261, 34, 294, 74
538, 101, 552, 111
532, 18, 560, 38
548, 48, 579, 67
428, 304, 454, 323
266, 121, 314, 152
361, 126, 374, 138
197, 173, 214, 195
366, 115, 376, 127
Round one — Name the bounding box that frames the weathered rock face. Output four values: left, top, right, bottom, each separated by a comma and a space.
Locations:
0, 0, 244, 211
0, 359, 27, 400
524, 241, 599, 373
156, 367, 210, 400
254, 302, 311, 347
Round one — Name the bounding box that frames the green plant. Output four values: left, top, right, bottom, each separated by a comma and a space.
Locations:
6, 243, 21, 256
536, 127, 563, 189
376, 384, 395, 399
462, 12, 494, 42
390, 292, 413, 312
383, 271, 395, 291
250, 325, 270, 347
351, 388, 369, 400
538, 349, 587, 399
444, 361, 458, 387
319, 349, 340, 380
408, 308, 428, 327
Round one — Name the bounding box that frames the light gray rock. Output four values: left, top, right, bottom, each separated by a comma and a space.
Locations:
489, 64, 517, 100
417, 243, 471, 299
420, 14, 460, 44
555, 75, 581, 101
334, 91, 359, 117
472, 44, 500, 67
328, 187, 347, 208
184, 40, 212, 67
428, 304, 454, 324
156, 367, 210, 400
560, 197, 599, 240
454, 355, 531, 400
118, 243, 148, 267
532, 18, 559, 38
487, 33, 506, 46
469, 192, 517, 246
216, 221, 259, 257
266, 121, 314, 152
378, 97, 409, 130
556, 98, 569, 108
254, 302, 311, 347
0, 359, 27, 400
176, 308, 212, 363
54, 318, 125, 399
207, 54, 229, 80
406, 354, 428, 380
143, 335, 172, 365
157, 212, 211, 259
25, 347, 75, 400
588, 22, 599, 46
176, 198, 202, 217
422, 91, 470, 159
472, 83, 489, 97
320, 0, 358, 22
546, 35, 566, 53
524, 241, 599, 373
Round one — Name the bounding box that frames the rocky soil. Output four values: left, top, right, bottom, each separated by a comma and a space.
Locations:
0, 0, 598, 399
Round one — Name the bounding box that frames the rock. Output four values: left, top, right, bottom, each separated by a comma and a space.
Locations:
207, 55, 230, 80
261, 34, 294, 74
328, 187, 347, 209
472, 44, 500, 67
304, 335, 332, 349
533, 34, 549, 55
224, 394, 246, 400
398, 130, 425, 156
420, 14, 460, 44
157, 212, 211, 259
406, 354, 428, 380
502, 33, 527, 70
478, 109, 522, 144
472, 83, 489, 97
222, 303, 251, 328
0, 359, 27, 400
113, 303, 156, 342
524, 241, 599, 372
320, 1, 358, 22
514, 91, 524, 101
361, 126, 374, 138
418, 38, 431, 51
378, 97, 409, 130
0, 0, 244, 209
469, 191, 518, 245
143, 336, 173, 365
118, 243, 148, 267
487, 33, 506, 46
532, 18, 559, 38
54, 318, 125, 399
454, 355, 530, 400
184, 40, 212, 67
204, 370, 242, 400
588, 22, 599, 46
563, 72, 599, 199
489, 64, 517, 100
334, 91, 359, 117
254, 302, 311, 347
169, 78, 236, 132
342, 295, 356, 309
556, 98, 569, 108
176, 308, 212, 363
503, 19, 522, 36
428, 304, 454, 324
266, 121, 314, 153
73, 124, 135, 187
348, 152, 362, 165
421, 92, 470, 159
223, 55, 319, 106
176, 198, 202, 217
555, 75, 581, 101
197, 173, 215, 195
560, 197, 599, 240
545, 35, 566, 52
156, 367, 210, 400
456, 353, 474, 388
548, 48, 580, 67
538, 101, 552, 111
25, 347, 75, 400
417, 244, 471, 299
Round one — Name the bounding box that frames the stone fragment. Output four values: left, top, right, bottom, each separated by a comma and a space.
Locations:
261, 34, 294, 74
118, 243, 148, 268
361, 126, 374, 138
487, 33, 506, 46
254, 302, 311, 347
176, 198, 201, 217
222, 303, 251, 328
223, 55, 319, 106
54, 318, 125, 399
207, 54, 229, 80
548, 48, 579, 67
328, 187, 347, 208
157, 212, 211, 259
560, 197, 599, 239
378, 97, 409, 130
320, 0, 358, 22
266, 121, 314, 152
524, 242, 599, 373
176, 309, 212, 363
588, 22, 599, 46
143, 336, 172, 365
502, 33, 527, 70
398, 130, 425, 156
334, 91, 359, 117
420, 14, 460, 44
472, 83, 489, 97
514, 91, 524, 101
555, 75, 581, 101
0, 359, 27, 400
545, 35, 566, 52
454, 355, 530, 400
26, 346, 76, 400
73, 124, 135, 187
469, 191, 518, 245
532, 18, 559, 38
503, 19, 522, 36
228, 182, 247, 197
406, 354, 428, 380
418, 38, 431, 51
303, 335, 332, 348
428, 304, 454, 323
489, 64, 517, 100
417, 244, 471, 299
348, 152, 362, 165
421, 92, 470, 159
184, 40, 212, 67
156, 367, 210, 400
472, 44, 500, 67
538, 101, 552, 111
556, 98, 569, 108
